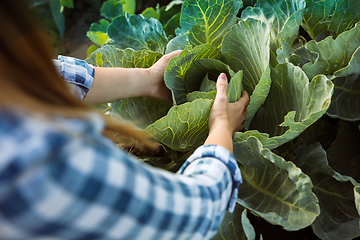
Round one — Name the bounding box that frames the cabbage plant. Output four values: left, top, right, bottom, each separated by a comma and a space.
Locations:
86, 0, 360, 239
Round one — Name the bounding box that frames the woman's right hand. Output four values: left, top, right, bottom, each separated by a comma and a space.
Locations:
208, 73, 249, 134
204, 73, 249, 153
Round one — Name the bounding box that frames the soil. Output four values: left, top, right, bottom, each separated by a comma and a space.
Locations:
60, 2, 323, 240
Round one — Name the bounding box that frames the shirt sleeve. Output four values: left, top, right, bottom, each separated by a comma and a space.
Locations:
177, 145, 242, 213
0, 114, 242, 240
54, 56, 95, 100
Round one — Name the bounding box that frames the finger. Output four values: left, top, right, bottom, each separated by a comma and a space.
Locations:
164, 50, 182, 60
216, 73, 228, 98
238, 90, 250, 106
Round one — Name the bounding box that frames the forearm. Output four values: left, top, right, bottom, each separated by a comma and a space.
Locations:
82, 67, 152, 105
204, 123, 233, 154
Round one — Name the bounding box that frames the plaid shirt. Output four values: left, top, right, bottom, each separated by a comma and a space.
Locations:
0, 56, 242, 240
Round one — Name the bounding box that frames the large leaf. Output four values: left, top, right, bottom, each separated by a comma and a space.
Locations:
100, 0, 123, 20
86, 19, 110, 46
50, 0, 65, 38
234, 63, 333, 150
147, 70, 243, 151
163, 13, 181, 37
186, 70, 243, 102
165, 35, 192, 54
107, 13, 168, 53
86, 45, 163, 68
302, 0, 360, 39
222, 19, 270, 91
145, 99, 213, 152
233, 137, 320, 231
222, 19, 271, 127
241, 0, 306, 66
164, 44, 223, 105
327, 46, 360, 120
185, 59, 234, 93
60, 0, 73, 8
122, 0, 135, 15
179, 0, 243, 47
111, 98, 172, 129
356, 187, 360, 217
297, 118, 338, 151
300, 23, 360, 81
86, 45, 171, 128
326, 121, 360, 183
292, 143, 360, 240
211, 205, 256, 240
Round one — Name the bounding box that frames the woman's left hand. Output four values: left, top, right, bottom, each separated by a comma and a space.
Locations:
148, 50, 182, 103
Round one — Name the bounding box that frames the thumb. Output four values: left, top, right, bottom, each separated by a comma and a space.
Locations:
216, 73, 228, 97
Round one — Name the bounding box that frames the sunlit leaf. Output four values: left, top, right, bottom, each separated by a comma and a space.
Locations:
233, 137, 320, 231
179, 0, 243, 47
300, 23, 360, 81
165, 35, 192, 54
141, 6, 160, 19
186, 70, 243, 102
86, 19, 110, 46
241, 0, 306, 66
164, 44, 223, 105
60, 0, 73, 8
234, 63, 333, 150
107, 13, 168, 53
326, 46, 360, 120
112, 98, 172, 129
145, 99, 213, 151
122, 0, 136, 14
185, 58, 234, 93
222, 18, 271, 127
302, 0, 360, 39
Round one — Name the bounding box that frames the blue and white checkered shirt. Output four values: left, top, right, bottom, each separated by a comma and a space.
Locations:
0, 56, 242, 240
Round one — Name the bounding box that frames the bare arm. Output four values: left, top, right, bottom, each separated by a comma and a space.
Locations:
204, 73, 249, 154
82, 50, 182, 105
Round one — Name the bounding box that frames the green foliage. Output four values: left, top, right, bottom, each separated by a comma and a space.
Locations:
87, 0, 183, 47
141, 0, 183, 36
30, 0, 75, 38
86, 0, 140, 46
212, 205, 257, 240
235, 137, 320, 231
87, 19, 110, 46
85, 0, 360, 239
107, 13, 168, 53
302, 0, 360, 39
356, 187, 360, 217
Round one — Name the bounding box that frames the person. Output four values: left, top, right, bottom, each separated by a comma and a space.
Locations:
0, 1, 249, 240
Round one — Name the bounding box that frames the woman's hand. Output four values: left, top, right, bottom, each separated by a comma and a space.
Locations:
82, 50, 182, 105
208, 73, 249, 134
205, 73, 250, 153
148, 50, 182, 103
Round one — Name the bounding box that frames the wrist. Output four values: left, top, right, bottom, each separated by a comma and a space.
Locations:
209, 119, 231, 133
205, 122, 234, 153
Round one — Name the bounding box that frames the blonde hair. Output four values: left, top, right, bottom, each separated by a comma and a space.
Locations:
0, 1, 156, 148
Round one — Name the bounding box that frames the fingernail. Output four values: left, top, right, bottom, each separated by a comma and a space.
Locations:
219, 73, 227, 80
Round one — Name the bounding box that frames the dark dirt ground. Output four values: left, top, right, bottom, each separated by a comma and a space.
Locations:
59, 2, 323, 240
